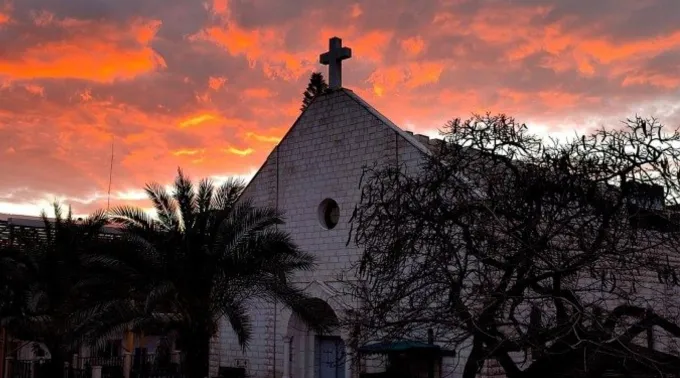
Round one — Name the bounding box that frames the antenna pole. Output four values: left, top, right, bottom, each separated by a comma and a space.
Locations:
107, 135, 114, 211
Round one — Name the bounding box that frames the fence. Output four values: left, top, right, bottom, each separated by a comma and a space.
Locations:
131, 352, 182, 378
77, 357, 123, 378
3, 359, 89, 378
3, 355, 184, 378
64, 366, 90, 378
4, 359, 31, 378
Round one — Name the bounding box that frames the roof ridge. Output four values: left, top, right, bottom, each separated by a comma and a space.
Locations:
340, 88, 445, 155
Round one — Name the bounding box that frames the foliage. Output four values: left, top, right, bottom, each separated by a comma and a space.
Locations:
347, 114, 680, 378
0, 203, 116, 376
301, 72, 329, 111
86, 168, 330, 378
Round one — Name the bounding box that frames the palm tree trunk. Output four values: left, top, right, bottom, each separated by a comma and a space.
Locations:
183, 330, 212, 378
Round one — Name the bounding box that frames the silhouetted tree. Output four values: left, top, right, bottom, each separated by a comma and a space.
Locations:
301, 72, 328, 111
346, 114, 680, 378
93, 168, 332, 378
0, 203, 112, 378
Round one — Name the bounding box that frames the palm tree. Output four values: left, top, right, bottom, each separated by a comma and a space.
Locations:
0, 241, 22, 319
95, 168, 329, 378
0, 203, 112, 378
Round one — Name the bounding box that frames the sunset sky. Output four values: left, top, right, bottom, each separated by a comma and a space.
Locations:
1, 0, 679, 217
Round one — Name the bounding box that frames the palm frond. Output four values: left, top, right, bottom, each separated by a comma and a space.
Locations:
52, 202, 63, 226
173, 167, 197, 231
213, 178, 246, 212
219, 297, 252, 350
66, 204, 74, 225
2, 314, 54, 340
108, 206, 160, 244
261, 281, 335, 335
24, 288, 48, 313
72, 300, 157, 352
144, 182, 180, 231
40, 207, 53, 245
144, 281, 177, 314
80, 208, 108, 237
216, 202, 285, 258
197, 178, 215, 214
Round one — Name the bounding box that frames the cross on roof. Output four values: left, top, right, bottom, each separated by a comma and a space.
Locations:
320, 37, 352, 89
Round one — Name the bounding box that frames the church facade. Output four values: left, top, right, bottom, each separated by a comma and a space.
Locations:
210, 38, 458, 378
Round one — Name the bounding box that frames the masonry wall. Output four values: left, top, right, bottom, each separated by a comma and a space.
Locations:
211, 90, 430, 378
209, 89, 680, 378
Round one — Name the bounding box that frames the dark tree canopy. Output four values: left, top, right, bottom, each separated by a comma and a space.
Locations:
301, 72, 329, 111
346, 114, 680, 378
0, 204, 116, 378
89, 168, 331, 378
0, 168, 332, 378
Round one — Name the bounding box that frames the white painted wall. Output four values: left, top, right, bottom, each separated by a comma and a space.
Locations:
212, 89, 430, 378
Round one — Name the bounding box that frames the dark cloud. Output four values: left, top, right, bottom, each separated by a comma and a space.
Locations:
228, 0, 320, 29
1, 0, 680, 215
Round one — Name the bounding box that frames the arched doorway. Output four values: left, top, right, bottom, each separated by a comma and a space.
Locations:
285, 298, 346, 378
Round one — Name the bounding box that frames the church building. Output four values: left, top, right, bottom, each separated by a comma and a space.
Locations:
211, 38, 459, 378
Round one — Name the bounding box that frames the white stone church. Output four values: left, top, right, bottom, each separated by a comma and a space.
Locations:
211, 37, 458, 378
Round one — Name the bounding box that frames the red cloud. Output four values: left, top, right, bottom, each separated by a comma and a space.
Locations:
1, 0, 680, 215
0, 14, 164, 82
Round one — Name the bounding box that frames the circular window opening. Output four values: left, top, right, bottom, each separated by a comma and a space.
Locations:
318, 198, 340, 230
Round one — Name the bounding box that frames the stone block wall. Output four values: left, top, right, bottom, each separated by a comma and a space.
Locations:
210, 89, 431, 378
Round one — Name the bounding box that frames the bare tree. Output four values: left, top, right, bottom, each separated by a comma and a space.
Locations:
345, 114, 680, 378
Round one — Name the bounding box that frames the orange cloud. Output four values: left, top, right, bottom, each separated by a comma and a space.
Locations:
536, 28, 680, 78
351, 4, 363, 18
23, 84, 45, 97
209, 76, 227, 90
224, 146, 254, 156
243, 87, 275, 99
2, 0, 680, 218
319, 28, 393, 64
0, 16, 164, 82
622, 72, 680, 89
471, 5, 552, 46
537, 90, 581, 108
245, 132, 281, 144
179, 113, 219, 128
401, 36, 426, 57
173, 148, 205, 156
212, 0, 230, 16
581, 31, 680, 64
405, 62, 445, 88
196, 6, 395, 80
195, 23, 313, 80
368, 62, 445, 95
77, 89, 93, 102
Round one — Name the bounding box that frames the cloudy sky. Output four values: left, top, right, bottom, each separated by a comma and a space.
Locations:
1, 0, 679, 216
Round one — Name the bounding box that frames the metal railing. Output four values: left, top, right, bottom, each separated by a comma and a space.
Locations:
78, 356, 124, 369
3, 353, 185, 378
131, 353, 183, 378
3, 359, 91, 378
4, 359, 32, 378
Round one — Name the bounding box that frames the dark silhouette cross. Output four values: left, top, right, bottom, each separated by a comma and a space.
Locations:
320, 37, 352, 89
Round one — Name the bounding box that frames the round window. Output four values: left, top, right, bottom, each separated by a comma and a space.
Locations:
318, 198, 340, 230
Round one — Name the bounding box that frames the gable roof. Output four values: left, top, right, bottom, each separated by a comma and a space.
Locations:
238, 88, 445, 198
341, 89, 437, 156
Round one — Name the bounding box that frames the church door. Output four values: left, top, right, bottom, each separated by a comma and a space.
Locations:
316, 336, 345, 378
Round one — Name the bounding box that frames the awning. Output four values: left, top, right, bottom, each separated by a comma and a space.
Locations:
358, 341, 455, 356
